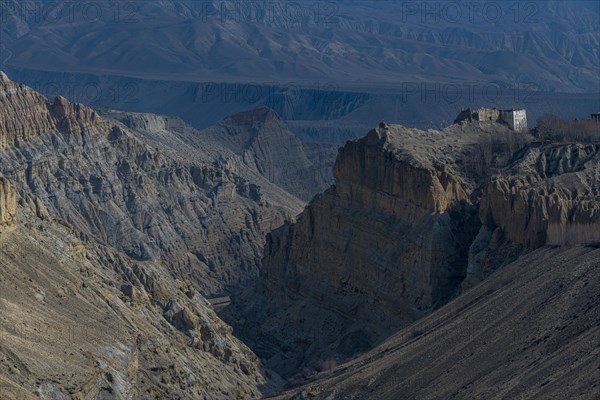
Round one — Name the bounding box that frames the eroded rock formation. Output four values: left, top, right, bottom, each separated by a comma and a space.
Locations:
0, 72, 109, 148
0, 177, 16, 225
0, 74, 305, 295
0, 72, 308, 398
3, 69, 598, 398
0, 71, 55, 148
225, 124, 509, 378
467, 143, 600, 284
229, 118, 600, 383
202, 107, 328, 201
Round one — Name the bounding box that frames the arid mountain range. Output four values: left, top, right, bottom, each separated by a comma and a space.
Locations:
225, 119, 600, 390
2, 1, 599, 92
2, 1, 599, 147
0, 72, 322, 398
1, 1, 599, 399
1, 72, 598, 399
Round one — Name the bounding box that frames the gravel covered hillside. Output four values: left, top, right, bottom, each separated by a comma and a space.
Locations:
271, 245, 600, 400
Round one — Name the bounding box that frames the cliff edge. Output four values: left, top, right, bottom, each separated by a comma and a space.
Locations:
227, 121, 600, 384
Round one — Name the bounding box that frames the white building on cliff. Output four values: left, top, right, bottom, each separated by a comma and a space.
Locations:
454, 107, 528, 133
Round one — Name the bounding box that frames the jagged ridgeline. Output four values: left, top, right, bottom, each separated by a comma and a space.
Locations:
2, 71, 599, 399
0, 71, 318, 398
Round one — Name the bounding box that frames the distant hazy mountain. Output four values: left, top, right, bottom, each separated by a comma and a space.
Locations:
1, 0, 598, 92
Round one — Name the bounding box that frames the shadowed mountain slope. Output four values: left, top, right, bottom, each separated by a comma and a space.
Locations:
0, 72, 322, 398
200, 107, 328, 201
225, 120, 600, 392
271, 245, 600, 400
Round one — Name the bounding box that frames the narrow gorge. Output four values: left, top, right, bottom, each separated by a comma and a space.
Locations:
226, 121, 600, 387
0, 72, 322, 399
1, 72, 598, 399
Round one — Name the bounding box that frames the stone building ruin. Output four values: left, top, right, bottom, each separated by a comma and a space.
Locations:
454, 107, 528, 133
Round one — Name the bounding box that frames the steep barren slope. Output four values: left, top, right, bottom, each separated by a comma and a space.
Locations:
0, 73, 313, 398
201, 107, 328, 201
100, 109, 310, 213
0, 202, 265, 399
0, 72, 305, 295
272, 245, 600, 400
224, 122, 533, 379
227, 119, 600, 388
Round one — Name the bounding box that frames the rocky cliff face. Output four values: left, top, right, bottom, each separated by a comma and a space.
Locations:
0, 74, 304, 295
0, 71, 55, 148
202, 107, 328, 201
483, 143, 600, 246
225, 123, 518, 379
228, 120, 600, 383
0, 177, 16, 226
0, 72, 108, 148
0, 72, 309, 398
118, 113, 598, 396
466, 142, 600, 284
3, 69, 596, 397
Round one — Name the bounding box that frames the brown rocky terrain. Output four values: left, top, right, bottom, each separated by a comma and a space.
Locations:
201, 107, 328, 202
223, 123, 525, 378
467, 142, 600, 286
0, 72, 316, 398
271, 245, 600, 400
0, 178, 16, 226
225, 120, 600, 391
1, 205, 266, 399
0, 71, 56, 148
2, 70, 599, 399
0, 72, 308, 296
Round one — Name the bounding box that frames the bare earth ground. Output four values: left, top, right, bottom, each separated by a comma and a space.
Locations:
271, 246, 600, 400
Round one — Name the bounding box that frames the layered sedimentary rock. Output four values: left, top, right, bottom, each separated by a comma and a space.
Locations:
0, 205, 266, 399
0, 72, 108, 148
226, 124, 515, 378
467, 143, 600, 283
0, 74, 305, 295
4, 66, 598, 398
0, 72, 307, 398
0, 71, 55, 148
49, 95, 107, 134
202, 107, 327, 201
226, 121, 600, 387
0, 177, 16, 225
483, 143, 600, 246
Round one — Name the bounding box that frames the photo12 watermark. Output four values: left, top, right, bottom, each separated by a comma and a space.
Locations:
0, 1, 341, 26
198, 1, 340, 25
392, 80, 540, 106
400, 1, 540, 24
0, 0, 141, 24
196, 81, 341, 104
25, 80, 140, 105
